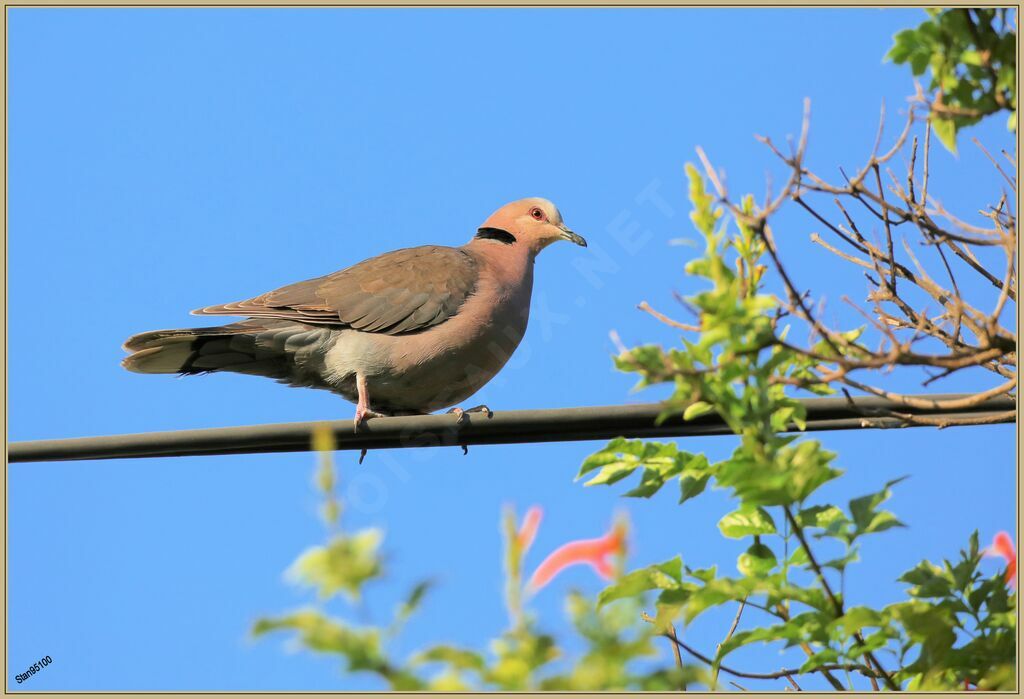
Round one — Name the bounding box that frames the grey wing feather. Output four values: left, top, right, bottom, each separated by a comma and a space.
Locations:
192, 246, 479, 336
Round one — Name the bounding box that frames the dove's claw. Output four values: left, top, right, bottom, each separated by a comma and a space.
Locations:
448, 404, 493, 426
353, 405, 379, 432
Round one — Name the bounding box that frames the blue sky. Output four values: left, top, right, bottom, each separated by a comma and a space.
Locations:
7, 7, 1015, 691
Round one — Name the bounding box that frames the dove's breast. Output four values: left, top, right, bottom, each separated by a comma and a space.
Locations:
322, 250, 535, 414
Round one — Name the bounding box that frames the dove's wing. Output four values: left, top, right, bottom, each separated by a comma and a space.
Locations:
193, 245, 480, 335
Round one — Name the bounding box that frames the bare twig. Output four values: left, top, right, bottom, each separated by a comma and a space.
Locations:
873, 164, 897, 293
638, 300, 701, 332
840, 375, 1016, 411
713, 599, 748, 687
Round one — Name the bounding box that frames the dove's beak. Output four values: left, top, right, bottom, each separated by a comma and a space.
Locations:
558, 224, 587, 247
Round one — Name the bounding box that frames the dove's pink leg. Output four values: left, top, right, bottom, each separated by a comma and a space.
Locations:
354, 374, 372, 432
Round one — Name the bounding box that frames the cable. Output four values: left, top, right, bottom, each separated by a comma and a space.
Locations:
7, 394, 1014, 463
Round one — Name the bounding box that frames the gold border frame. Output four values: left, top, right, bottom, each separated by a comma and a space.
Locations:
2, 3, 1018, 696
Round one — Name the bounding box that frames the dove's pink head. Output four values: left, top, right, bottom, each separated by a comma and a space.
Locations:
475, 198, 586, 256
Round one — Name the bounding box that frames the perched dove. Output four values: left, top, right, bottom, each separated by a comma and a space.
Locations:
122, 198, 586, 428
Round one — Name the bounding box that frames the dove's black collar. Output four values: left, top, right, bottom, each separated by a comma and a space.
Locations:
475, 227, 517, 245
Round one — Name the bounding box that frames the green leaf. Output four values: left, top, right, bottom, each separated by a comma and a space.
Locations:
681, 577, 758, 623
717, 625, 789, 659
577, 437, 647, 482
886, 29, 921, 64
797, 504, 847, 530
686, 164, 722, 236
960, 49, 984, 67
799, 647, 840, 674
737, 542, 778, 576
888, 599, 957, 665
683, 401, 713, 420
977, 663, 1017, 691
860, 509, 905, 536
767, 583, 833, 615
899, 561, 953, 598
413, 645, 486, 672
821, 548, 860, 572
828, 606, 885, 639
787, 546, 810, 567
394, 580, 433, 627
597, 557, 683, 607
848, 626, 898, 661
931, 117, 958, 154
653, 587, 691, 628
716, 439, 842, 507
679, 472, 711, 504
849, 476, 907, 540
718, 505, 777, 538
252, 609, 401, 680
949, 531, 981, 592
578, 439, 703, 501
686, 565, 718, 583
625, 453, 696, 498
286, 529, 384, 601
637, 666, 711, 691
720, 611, 830, 658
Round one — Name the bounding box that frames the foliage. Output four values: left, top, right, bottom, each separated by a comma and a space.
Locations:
576, 17, 1018, 683
253, 426, 701, 690
578, 163, 1015, 690
891, 531, 1016, 690
887, 8, 1016, 151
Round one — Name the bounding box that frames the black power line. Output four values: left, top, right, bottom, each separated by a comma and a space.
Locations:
7, 394, 1014, 464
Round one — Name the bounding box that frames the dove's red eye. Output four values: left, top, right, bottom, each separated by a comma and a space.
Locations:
530, 207, 545, 221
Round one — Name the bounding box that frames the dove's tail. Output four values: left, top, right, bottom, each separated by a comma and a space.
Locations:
122, 323, 260, 375
121, 320, 334, 383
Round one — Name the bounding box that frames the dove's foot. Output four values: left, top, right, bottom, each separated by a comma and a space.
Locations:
353, 406, 385, 432
447, 404, 494, 426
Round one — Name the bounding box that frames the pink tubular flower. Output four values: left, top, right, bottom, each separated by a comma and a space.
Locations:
984, 531, 1017, 588
517, 506, 543, 554
526, 519, 627, 594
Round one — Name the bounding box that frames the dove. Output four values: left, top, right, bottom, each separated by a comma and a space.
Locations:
122, 198, 587, 429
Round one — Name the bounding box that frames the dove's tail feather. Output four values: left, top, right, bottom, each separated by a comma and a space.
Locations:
121, 321, 335, 385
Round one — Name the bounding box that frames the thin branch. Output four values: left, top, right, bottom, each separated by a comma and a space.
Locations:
713, 599, 748, 687
873, 164, 897, 293
640, 613, 885, 684
638, 300, 701, 332
664, 621, 686, 690
840, 375, 1016, 412
921, 120, 931, 207
972, 137, 1017, 190
885, 409, 1016, 429
782, 507, 899, 691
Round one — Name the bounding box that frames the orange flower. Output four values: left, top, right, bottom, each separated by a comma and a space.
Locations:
984, 531, 1017, 588
526, 518, 627, 593
517, 506, 543, 554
